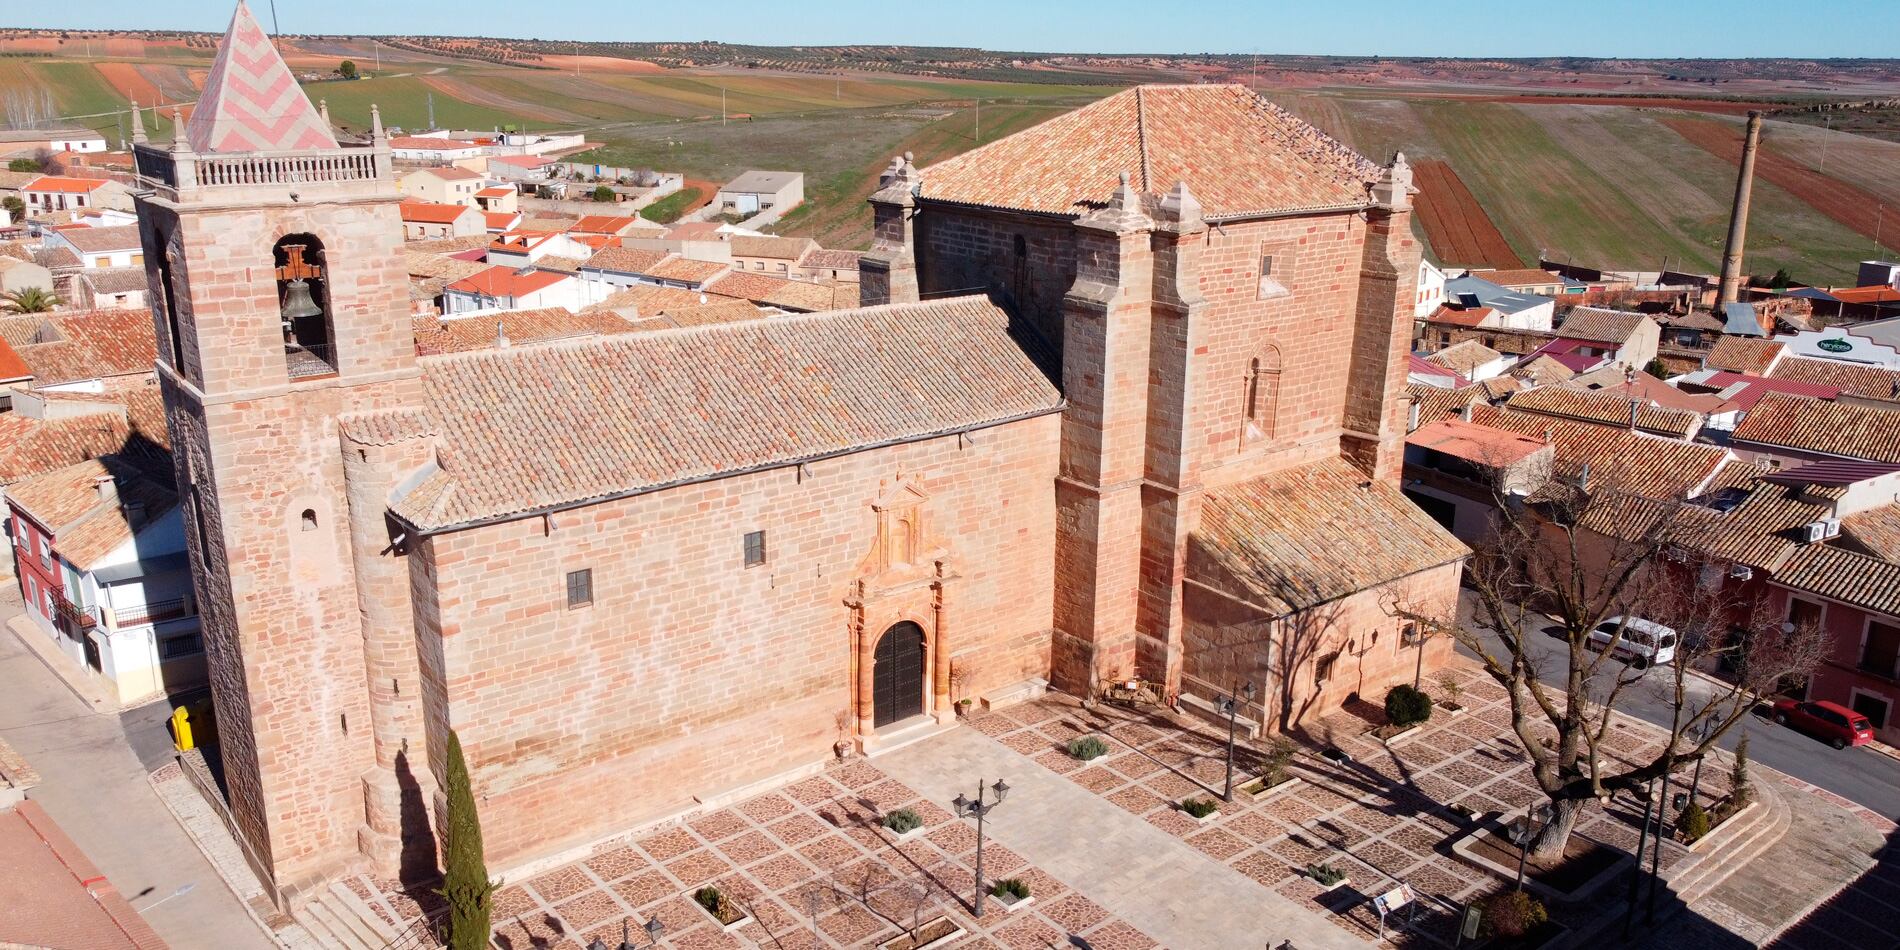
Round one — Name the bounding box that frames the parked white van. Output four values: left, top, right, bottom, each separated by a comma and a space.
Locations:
1586, 616, 1677, 668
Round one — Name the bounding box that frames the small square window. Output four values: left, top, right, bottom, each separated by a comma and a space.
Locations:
565, 568, 593, 609
1257, 251, 1290, 298
744, 530, 767, 568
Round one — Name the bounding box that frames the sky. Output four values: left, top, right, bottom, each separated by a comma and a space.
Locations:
13, 0, 1900, 58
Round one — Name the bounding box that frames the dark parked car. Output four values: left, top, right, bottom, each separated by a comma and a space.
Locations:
1771, 698, 1875, 749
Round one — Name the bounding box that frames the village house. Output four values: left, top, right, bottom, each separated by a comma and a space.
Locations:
800, 248, 862, 284
1466, 267, 1568, 296
0, 127, 108, 158
442, 264, 600, 314
1729, 391, 1900, 467
1439, 273, 1555, 332
1519, 307, 1661, 374
0, 256, 53, 298
398, 201, 484, 240
715, 170, 803, 216
44, 225, 143, 270
21, 176, 132, 216
1415, 258, 1446, 319
125, 7, 1460, 907
729, 234, 819, 277
387, 135, 488, 164
472, 186, 518, 215
397, 166, 486, 207
74, 268, 151, 311
1426, 339, 1509, 382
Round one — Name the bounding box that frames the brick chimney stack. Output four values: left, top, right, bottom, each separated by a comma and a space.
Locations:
1717, 112, 1764, 306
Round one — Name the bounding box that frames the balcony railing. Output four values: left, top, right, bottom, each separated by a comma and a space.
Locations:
134, 143, 389, 194
106, 598, 193, 629
286, 342, 337, 380
52, 597, 96, 639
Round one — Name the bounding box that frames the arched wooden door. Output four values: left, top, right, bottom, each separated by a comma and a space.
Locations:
873, 621, 926, 728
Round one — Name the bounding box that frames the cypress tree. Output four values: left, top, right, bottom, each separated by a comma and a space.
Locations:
438, 731, 494, 950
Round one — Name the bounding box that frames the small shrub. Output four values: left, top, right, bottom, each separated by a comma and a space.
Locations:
990, 877, 1029, 901
1260, 736, 1298, 786
1067, 735, 1109, 761
1384, 684, 1435, 727
591, 184, 617, 202
1437, 672, 1464, 707
1180, 797, 1219, 819
1478, 890, 1548, 939
694, 886, 724, 915
882, 808, 923, 834
1677, 801, 1711, 843
1306, 862, 1346, 886
1731, 732, 1753, 810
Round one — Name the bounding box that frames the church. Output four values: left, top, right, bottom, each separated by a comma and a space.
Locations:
137, 2, 1466, 903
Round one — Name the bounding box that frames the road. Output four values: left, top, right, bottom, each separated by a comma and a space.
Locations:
1454, 593, 1900, 819
0, 606, 271, 949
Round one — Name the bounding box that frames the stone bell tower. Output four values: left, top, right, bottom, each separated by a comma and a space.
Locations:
134, 0, 428, 901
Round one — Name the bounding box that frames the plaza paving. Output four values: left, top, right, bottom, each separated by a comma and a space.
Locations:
345, 663, 1782, 949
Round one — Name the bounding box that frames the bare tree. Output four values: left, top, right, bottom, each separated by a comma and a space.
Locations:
1392, 462, 1829, 860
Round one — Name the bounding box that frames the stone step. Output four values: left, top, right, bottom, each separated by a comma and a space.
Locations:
1671, 784, 1791, 906
300, 897, 378, 950
328, 881, 402, 944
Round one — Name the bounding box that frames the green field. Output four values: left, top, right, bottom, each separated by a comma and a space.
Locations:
5, 47, 1897, 280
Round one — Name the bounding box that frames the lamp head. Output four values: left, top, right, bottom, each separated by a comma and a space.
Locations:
952, 793, 969, 815
991, 778, 1009, 802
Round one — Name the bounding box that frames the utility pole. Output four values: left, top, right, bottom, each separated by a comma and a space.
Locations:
427, 92, 435, 131
268, 0, 280, 34
722, 87, 727, 127
974, 98, 980, 143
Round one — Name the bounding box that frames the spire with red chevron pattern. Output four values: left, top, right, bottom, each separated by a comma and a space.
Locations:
186, 1, 339, 154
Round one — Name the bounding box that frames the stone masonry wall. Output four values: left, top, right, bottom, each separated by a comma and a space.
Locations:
915, 205, 1076, 353
410, 414, 1060, 868
1181, 561, 1462, 735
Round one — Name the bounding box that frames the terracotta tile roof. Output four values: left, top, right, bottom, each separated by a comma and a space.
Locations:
1730, 391, 1900, 463
9, 456, 174, 570
1591, 371, 1730, 414
400, 201, 477, 225
1469, 268, 1563, 287
1189, 456, 1468, 615
703, 271, 847, 312
1407, 383, 1483, 427
483, 211, 521, 231
22, 176, 109, 194
55, 225, 140, 254
645, 257, 729, 284
0, 315, 50, 350
519, 216, 578, 232
14, 310, 157, 385
1685, 371, 1838, 411
625, 300, 770, 331
1425, 340, 1502, 378
1479, 376, 1522, 400
730, 235, 818, 260
1504, 386, 1702, 438
408, 234, 493, 255
0, 409, 151, 487
1554, 307, 1652, 345
415, 166, 484, 182
1469, 403, 1730, 499
474, 186, 512, 198
535, 255, 587, 274
570, 215, 640, 235
489, 154, 552, 169
387, 295, 1061, 532
79, 267, 150, 296
921, 85, 1379, 219
187, 1, 336, 153
1829, 285, 1900, 306
1406, 418, 1548, 466
1408, 355, 1464, 386
0, 335, 31, 381
1776, 544, 1900, 617
582, 283, 726, 318
801, 249, 862, 270
404, 250, 489, 283
1509, 355, 1576, 386
32, 246, 81, 271
1843, 504, 1900, 562
1705, 336, 1786, 375
1427, 306, 1494, 328
581, 247, 670, 275
413, 308, 634, 355
664, 222, 723, 241
1768, 356, 1900, 402
446, 265, 570, 299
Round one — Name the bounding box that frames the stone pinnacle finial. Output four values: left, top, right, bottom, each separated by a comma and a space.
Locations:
370, 103, 385, 141
1371, 150, 1415, 212
1157, 179, 1203, 230
169, 107, 188, 153
129, 99, 146, 144
319, 98, 331, 128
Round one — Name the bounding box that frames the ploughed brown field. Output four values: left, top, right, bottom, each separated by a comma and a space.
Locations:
1664, 116, 1894, 245
1411, 159, 1523, 269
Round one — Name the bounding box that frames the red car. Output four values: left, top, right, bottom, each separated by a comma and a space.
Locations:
1771, 699, 1875, 749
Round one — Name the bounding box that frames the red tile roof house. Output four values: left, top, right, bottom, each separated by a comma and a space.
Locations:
9, 453, 202, 707
397, 201, 484, 241
128, 12, 1463, 905
20, 175, 131, 215
442, 264, 601, 315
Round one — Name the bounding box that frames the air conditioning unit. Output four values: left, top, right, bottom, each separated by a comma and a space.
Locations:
1801, 521, 1828, 543
1823, 518, 1842, 539
1729, 564, 1754, 581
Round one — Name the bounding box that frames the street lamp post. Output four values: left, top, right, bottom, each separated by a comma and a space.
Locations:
586, 915, 665, 950
951, 778, 1010, 918
1509, 803, 1554, 891
1219, 680, 1256, 802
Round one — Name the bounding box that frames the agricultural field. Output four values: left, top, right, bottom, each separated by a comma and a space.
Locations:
1, 35, 1896, 283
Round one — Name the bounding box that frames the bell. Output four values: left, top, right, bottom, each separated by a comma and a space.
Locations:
280, 278, 323, 321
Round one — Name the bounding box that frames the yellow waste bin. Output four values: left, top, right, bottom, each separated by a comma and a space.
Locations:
171, 705, 194, 752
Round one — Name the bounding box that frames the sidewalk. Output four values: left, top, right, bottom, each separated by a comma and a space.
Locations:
876, 726, 1372, 950
0, 603, 272, 949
